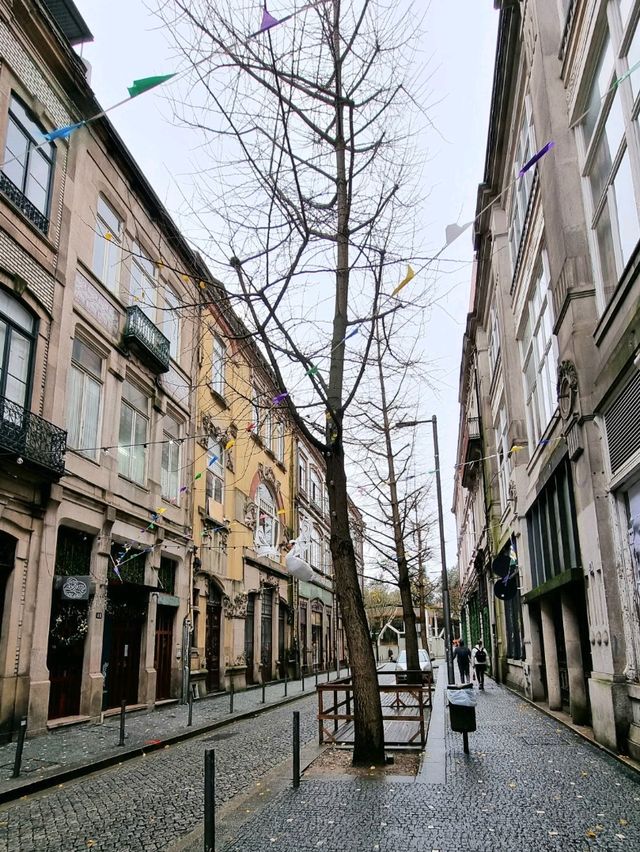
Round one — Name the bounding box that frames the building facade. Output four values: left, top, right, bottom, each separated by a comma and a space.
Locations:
454, 0, 640, 758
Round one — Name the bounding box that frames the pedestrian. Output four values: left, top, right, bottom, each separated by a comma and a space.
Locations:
453, 639, 472, 684
472, 639, 488, 690
388, 648, 395, 663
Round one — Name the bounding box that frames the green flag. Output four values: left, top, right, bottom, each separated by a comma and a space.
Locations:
127, 74, 175, 98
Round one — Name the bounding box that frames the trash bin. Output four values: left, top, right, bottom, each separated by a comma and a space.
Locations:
447, 683, 477, 733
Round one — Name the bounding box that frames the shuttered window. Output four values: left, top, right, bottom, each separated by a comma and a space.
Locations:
605, 370, 640, 474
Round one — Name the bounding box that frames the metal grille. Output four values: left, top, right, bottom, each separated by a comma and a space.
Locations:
0, 395, 66, 475
0, 172, 49, 233
605, 370, 640, 474
123, 306, 170, 373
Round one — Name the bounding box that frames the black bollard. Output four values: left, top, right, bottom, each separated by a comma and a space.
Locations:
262, 681, 266, 704
188, 687, 193, 727
301, 672, 305, 691
118, 700, 126, 747
315, 670, 318, 687
11, 717, 27, 778
204, 748, 215, 852
284, 668, 288, 697
229, 679, 235, 714
292, 711, 300, 789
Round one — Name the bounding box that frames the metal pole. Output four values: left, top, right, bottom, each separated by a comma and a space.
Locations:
432, 415, 455, 684
188, 687, 193, 727
11, 717, 27, 778
262, 681, 266, 704
229, 678, 235, 714
118, 700, 126, 747
292, 711, 300, 788
284, 667, 288, 697
301, 672, 305, 691
204, 748, 215, 852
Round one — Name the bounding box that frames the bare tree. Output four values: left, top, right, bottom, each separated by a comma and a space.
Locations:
157, 0, 426, 765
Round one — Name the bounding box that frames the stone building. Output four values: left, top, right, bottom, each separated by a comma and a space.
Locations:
0, 0, 203, 737
453, 0, 640, 757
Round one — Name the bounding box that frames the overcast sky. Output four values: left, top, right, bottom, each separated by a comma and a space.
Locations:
74, 1, 499, 578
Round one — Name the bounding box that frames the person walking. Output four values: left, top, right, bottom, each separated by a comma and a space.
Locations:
472, 639, 488, 690
453, 639, 472, 684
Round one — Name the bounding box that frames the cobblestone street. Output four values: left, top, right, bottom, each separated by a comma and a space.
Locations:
0, 694, 318, 852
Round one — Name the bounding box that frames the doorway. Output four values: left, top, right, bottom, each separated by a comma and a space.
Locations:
244, 594, 255, 685
47, 598, 86, 719
154, 606, 174, 700
261, 587, 273, 679
102, 587, 146, 709
205, 586, 222, 692
278, 601, 286, 679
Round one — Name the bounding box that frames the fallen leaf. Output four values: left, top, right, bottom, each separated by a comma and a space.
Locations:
619, 819, 628, 826
616, 834, 626, 840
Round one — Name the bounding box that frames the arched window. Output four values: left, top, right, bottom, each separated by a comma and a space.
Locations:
255, 482, 279, 550
0, 288, 36, 411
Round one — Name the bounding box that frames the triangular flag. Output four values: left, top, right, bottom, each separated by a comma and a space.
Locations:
208, 455, 218, 467
273, 392, 289, 405
180, 485, 188, 493
392, 265, 415, 297
260, 9, 280, 32
225, 439, 235, 450
518, 141, 554, 177
43, 122, 84, 142
194, 472, 202, 480
127, 74, 175, 98
306, 365, 318, 376
445, 222, 472, 247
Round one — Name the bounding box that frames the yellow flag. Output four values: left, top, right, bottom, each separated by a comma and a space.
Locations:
104, 232, 113, 242
225, 439, 235, 450
392, 265, 415, 297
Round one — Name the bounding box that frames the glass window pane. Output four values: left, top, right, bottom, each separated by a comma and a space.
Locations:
596, 201, 618, 303
72, 339, 102, 378
627, 18, 640, 101
9, 97, 43, 143
92, 222, 107, 283
619, 0, 634, 29
0, 290, 33, 332
67, 365, 83, 449
118, 402, 133, 475
8, 332, 30, 385
81, 375, 101, 454
612, 150, 640, 267
584, 34, 613, 145
25, 180, 47, 215
97, 196, 121, 235
589, 130, 614, 204
3, 120, 28, 187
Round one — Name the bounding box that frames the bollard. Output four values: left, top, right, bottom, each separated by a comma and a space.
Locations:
284, 668, 288, 697
11, 717, 27, 778
327, 668, 330, 682
229, 679, 235, 714
301, 672, 305, 691
337, 661, 340, 680
262, 681, 266, 704
292, 710, 300, 788
118, 700, 126, 747
204, 748, 215, 852
188, 687, 193, 727
315, 670, 318, 687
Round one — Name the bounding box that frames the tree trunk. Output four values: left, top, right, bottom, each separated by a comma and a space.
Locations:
326, 446, 385, 766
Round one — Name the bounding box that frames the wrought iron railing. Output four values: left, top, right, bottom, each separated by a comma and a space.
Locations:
467, 416, 481, 440
559, 0, 577, 61
0, 395, 67, 476
0, 172, 49, 233
123, 306, 170, 373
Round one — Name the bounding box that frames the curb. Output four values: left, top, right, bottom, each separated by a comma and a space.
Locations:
504, 685, 640, 777
0, 689, 314, 806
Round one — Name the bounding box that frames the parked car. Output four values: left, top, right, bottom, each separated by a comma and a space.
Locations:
395, 649, 433, 685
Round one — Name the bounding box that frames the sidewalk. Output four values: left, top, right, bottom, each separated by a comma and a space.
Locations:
0, 670, 337, 800
212, 669, 640, 852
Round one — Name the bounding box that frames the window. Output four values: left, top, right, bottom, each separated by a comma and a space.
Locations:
273, 419, 285, 462
161, 415, 181, 502
495, 404, 510, 512
504, 589, 525, 661
579, 9, 640, 311
263, 407, 273, 453
92, 196, 122, 292
160, 288, 180, 360
211, 334, 226, 397
310, 525, 321, 569
509, 97, 536, 267
519, 254, 557, 446
323, 538, 332, 575
67, 338, 102, 459
0, 288, 35, 411
118, 380, 149, 484
1, 95, 54, 230
130, 243, 157, 322
158, 556, 176, 594
255, 482, 279, 550
310, 469, 322, 510
206, 437, 224, 508
488, 305, 501, 376
298, 450, 308, 493
252, 387, 262, 436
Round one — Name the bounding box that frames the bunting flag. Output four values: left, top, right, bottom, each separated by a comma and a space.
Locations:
127, 74, 176, 98
104, 232, 113, 241
518, 141, 554, 177
195, 472, 203, 480
246, 423, 256, 432
273, 392, 289, 405
208, 454, 219, 467
198, 281, 206, 289
445, 222, 472, 247
306, 365, 319, 376
43, 122, 84, 142
180, 485, 188, 493
392, 265, 415, 297
225, 439, 235, 450
344, 326, 360, 341
277, 509, 286, 515
259, 8, 280, 32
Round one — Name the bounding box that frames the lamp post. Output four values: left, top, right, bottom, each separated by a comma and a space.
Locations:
394, 415, 455, 684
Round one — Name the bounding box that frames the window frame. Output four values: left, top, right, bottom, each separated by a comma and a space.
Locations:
211, 334, 226, 397
508, 95, 537, 269
298, 450, 308, 493
256, 482, 279, 550
117, 379, 149, 485
130, 242, 157, 322
161, 287, 181, 362
67, 337, 103, 461
206, 437, 225, 508
161, 415, 181, 503
0, 287, 36, 411
92, 195, 122, 293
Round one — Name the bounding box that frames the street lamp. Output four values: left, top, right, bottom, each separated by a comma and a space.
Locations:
394, 415, 455, 684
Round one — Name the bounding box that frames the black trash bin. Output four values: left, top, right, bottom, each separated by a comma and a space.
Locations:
447, 683, 477, 733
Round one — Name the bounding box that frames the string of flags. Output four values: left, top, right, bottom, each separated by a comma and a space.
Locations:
249, 0, 331, 39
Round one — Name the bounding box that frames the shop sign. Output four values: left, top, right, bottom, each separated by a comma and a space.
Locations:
60, 575, 91, 600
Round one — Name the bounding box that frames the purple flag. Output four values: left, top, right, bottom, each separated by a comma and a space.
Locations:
260, 9, 280, 32
518, 141, 555, 177
273, 392, 289, 405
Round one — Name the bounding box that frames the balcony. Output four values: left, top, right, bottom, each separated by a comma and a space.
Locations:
0, 172, 49, 233
123, 306, 170, 373
0, 396, 67, 477
461, 416, 483, 489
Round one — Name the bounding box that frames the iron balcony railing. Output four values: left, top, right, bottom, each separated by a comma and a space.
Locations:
467, 416, 481, 440
0, 395, 67, 476
123, 306, 170, 373
0, 172, 49, 233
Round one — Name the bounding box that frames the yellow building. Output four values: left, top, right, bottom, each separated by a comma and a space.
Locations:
190, 292, 294, 694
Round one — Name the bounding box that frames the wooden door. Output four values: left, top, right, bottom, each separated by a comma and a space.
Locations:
261, 588, 273, 679
103, 602, 144, 709
278, 604, 286, 679
47, 599, 86, 719
244, 594, 255, 685
206, 590, 222, 692
154, 606, 174, 700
